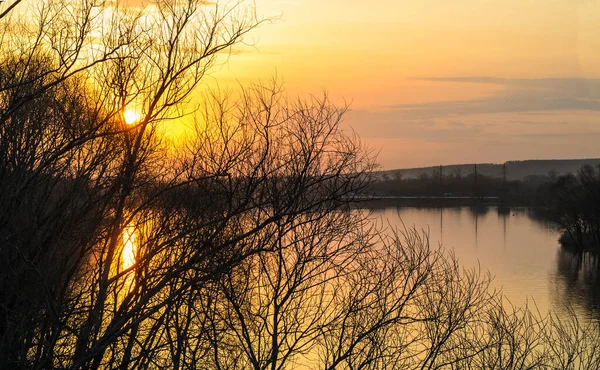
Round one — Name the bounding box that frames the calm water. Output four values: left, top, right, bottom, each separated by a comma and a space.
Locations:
369, 206, 600, 320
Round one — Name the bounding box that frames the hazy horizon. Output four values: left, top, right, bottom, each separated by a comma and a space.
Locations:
378, 156, 600, 172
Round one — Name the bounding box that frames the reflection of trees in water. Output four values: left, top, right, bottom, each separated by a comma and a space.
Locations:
468, 206, 489, 247
552, 248, 600, 318
468, 205, 490, 217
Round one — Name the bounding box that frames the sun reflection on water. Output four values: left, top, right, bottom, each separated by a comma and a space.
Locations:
123, 224, 137, 270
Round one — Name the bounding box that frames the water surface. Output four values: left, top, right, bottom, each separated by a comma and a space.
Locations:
369, 206, 600, 320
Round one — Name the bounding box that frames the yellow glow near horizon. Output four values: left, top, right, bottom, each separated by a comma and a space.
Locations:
123, 225, 137, 270
123, 109, 141, 125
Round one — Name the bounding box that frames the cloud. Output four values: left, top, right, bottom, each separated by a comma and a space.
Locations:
342, 77, 600, 167
344, 110, 484, 142
388, 77, 600, 117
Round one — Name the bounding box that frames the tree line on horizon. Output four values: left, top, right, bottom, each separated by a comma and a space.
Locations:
367, 165, 550, 204
368, 163, 600, 252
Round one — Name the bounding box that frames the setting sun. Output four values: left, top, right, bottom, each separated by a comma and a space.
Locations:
123, 109, 141, 125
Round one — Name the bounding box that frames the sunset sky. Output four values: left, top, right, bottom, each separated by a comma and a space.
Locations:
12, 0, 600, 169
210, 0, 600, 169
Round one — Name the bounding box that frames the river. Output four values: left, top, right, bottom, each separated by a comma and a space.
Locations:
369, 205, 600, 321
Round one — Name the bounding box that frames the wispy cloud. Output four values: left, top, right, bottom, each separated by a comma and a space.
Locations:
344, 77, 600, 167
388, 77, 600, 116
344, 110, 484, 142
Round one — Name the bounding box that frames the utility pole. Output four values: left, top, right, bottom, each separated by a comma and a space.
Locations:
501, 162, 508, 205
473, 163, 478, 198
439, 165, 443, 196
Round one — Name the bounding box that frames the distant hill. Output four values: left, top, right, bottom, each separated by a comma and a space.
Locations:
376, 158, 600, 182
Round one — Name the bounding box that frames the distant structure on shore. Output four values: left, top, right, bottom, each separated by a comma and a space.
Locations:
376, 158, 600, 182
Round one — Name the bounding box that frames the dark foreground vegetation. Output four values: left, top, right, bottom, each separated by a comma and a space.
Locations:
543, 165, 600, 251
2, 0, 600, 369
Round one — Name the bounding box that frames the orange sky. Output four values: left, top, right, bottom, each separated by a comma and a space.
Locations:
209, 0, 600, 169
10, 0, 600, 169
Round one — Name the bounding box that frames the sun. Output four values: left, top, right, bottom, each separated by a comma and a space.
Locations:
123, 109, 141, 125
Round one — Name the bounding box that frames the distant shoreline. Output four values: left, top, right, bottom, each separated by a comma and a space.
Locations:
375, 158, 600, 182
353, 195, 499, 200
351, 196, 518, 208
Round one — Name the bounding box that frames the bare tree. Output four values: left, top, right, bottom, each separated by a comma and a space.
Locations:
0, 2, 374, 363
194, 221, 600, 370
